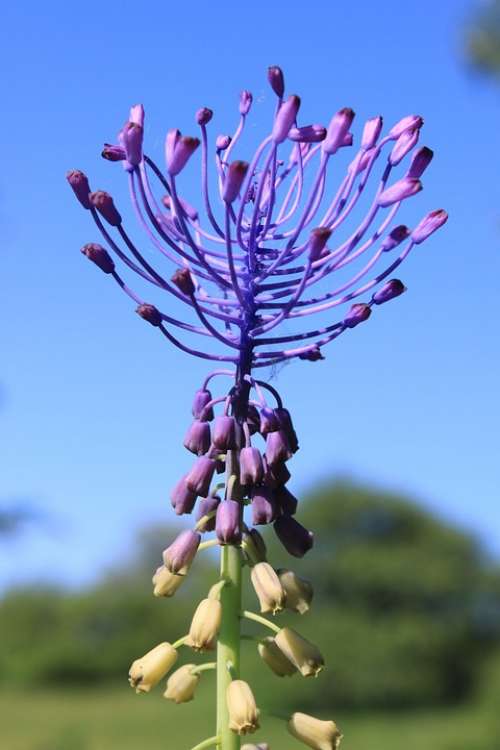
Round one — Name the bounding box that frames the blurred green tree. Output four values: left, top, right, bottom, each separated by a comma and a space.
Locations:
466, 0, 500, 76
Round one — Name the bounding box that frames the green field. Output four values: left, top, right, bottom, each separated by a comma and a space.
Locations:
1, 686, 496, 750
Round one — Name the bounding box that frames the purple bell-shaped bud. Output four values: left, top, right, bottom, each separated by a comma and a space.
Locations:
274, 516, 314, 558
186, 456, 216, 497
183, 420, 212, 456
212, 415, 238, 450
216, 500, 242, 545
275, 408, 299, 454
265, 430, 290, 467
274, 486, 298, 516
259, 407, 280, 436
163, 529, 201, 574
170, 475, 198, 515
251, 487, 279, 525
192, 389, 214, 421
240, 447, 264, 486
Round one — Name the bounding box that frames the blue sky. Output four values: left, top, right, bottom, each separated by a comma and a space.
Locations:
1, 0, 499, 590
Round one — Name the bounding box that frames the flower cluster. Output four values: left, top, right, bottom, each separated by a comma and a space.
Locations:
68, 65, 446, 750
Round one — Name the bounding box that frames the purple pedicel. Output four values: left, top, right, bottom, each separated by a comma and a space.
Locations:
183, 420, 212, 456
216, 500, 242, 545
66, 169, 92, 209
251, 486, 279, 525
260, 406, 280, 436
264, 459, 291, 489
343, 303, 372, 329
240, 447, 264, 485
196, 494, 221, 532
212, 415, 238, 450
274, 515, 313, 558
411, 209, 448, 244
372, 279, 406, 305
274, 486, 298, 516
186, 456, 216, 497
170, 475, 197, 515
163, 529, 201, 573
267, 65, 285, 98
192, 389, 214, 421
81, 243, 115, 274
265, 430, 290, 467
275, 408, 299, 454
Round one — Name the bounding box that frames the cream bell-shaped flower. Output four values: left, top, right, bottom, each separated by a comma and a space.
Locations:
258, 637, 297, 677
152, 565, 185, 598
227, 679, 261, 735
274, 627, 324, 677
163, 664, 200, 704
250, 562, 286, 614
186, 598, 222, 651
288, 712, 342, 750
128, 642, 178, 693
277, 569, 313, 614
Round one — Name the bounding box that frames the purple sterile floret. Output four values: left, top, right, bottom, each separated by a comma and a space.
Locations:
274, 485, 298, 516
372, 279, 406, 305
67, 169, 92, 209
267, 65, 285, 98
81, 243, 115, 274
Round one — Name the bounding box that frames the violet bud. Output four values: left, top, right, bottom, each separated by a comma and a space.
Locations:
226, 680, 260, 736
251, 486, 279, 526
264, 459, 291, 488
268, 65, 285, 98
277, 569, 314, 615
289, 125, 327, 143
243, 528, 267, 563
361, 116, 383, 150
183, 420, 212, 457
216, 134, 232, 151
89, 190, 122, 226
119, 121, 143, 167
389, 128, 419, 167
171, 267, 195, 296
250, 562, 286, 614
258, 637, 297, 677
411, 209, 448, 244
166, 131, 200, 176
186, 456, 216, 496
128, 643, 178, 693
381, 225, 410, 252
388, 114, 423, 140
274, 515, 314, 558
152, 565, 185, 597
196, 107, 213, 126
81, 243, 115, 274
240, 447, 264, 485
323, 108, 355, 155
136, 303, 162, 327
239, 90, 253, 115
298, 346, 324, 362
308, 227, 332, 262
343, 303, 371, 329
275, 627, 324, 677
246, 405, 261, 435
102, 144, 126, 162
129, 103, 144, 127
265, 430, 290, 467
192, 388, 214, 421
163, 529, 201, 574
407, 146, 434, 179
377, 178, 422, 208
288, 713, 342, 750
372, 279, 406, 305
274, 486, 298, 516
259, 407, 280, 436
196, 494, 221, 532
170, 475, 198, 515
272, 95, 301, 144
223, 160, 249, 203
67, 169, 92, 209
216, 499, 242, 545
275, 407, 299, 454
212, 415, 238, 450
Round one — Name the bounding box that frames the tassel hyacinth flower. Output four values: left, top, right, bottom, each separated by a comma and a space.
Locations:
68, 66, 447, 750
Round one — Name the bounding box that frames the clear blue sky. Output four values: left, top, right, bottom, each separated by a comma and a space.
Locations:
1, 0, 499, 590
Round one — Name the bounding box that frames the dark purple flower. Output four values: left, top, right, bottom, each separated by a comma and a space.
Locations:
81, 243, 115, 274
372, 279, 406, 305
381, 225, 410, 252
166, 130, 200, 176
89, 190, 122, 226
223, 161, 249, 204
272, 95, 301, 144
251, 487, 279, 525
170, 475, 197, 515
196, 494, 221, 532
136, 303, 162, 327
343, 303, 372, 329
240, 447, 264, 485
102, 144, 126, 162
163, 529, 201, 573
407, 146, 434, 179
196, 107, 213, 125
216, 134, 231, 151
259, 407, 280, 436
411, 209, 448, 244
183, 420, 211, 456
119, 121, 143, 167
275, 408, 299, 454
274, 486, 298, 516
265, 430, 290, 467
171, 268, 195, 296
267, 65, 285, 98
239, 90, 253, 116
274, 515, 314, 558
66, 169, 91, 209
216, 500, 242, 544
323, 108, 355, 155
308, 227, 332, 262
246, 405, 261, 435
212, 416, 238, 450
192, 389, 214, 421
186, 456, 216, 496
264, 459, 291, 489
289, 125, 326, 143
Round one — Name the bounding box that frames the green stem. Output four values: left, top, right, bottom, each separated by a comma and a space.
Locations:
191, 662, 217, 675
217, 543, 242, 750
199, 538, 220, 551
190, 735, 220, 750
172, 635, 189, 649
242, 610, 281, 634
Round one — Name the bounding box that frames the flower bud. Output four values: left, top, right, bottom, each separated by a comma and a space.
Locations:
259, 407, 280, 435
323, 108, 355, 155
172, 268, 195, 296
89, 190, 122, 226
377, 177, 422, 208
223, 160, 249, 203
264, 459, 291, 488
389, 127, 419, 166
186, 456, 216, 496
170, 475, 198, 515
361, 116, 383, 150
411, 209, 448, 244
216, 134, 232, 151
216, 500, 242, 545
66, 169, 92, 209
240, 90, 253, 115
81, 243, 115, 274
308, 227, 332, 262
166, 130, 200, 176
163, 664, 200, 704
381, 225, 410, 252
289, 125, 327, 143
343, 303, 371, 329
388, 114, 423, 140
240, 447, 264, 485
128, 642, 178, 693
272, 95, 301, 144
227, 680, 260, 735
243, 528, 267, 563
196, 494, 221, 532
187, 597, 222, 651
196, 107, 213, 125
136, 303, 162, 327
275, 408, 299, 453
251, 486, 279, 525
372, 279, 406, 305
407, 146, 433, 179
183, 420, 211, 457
258, 636, 297, 677
298, 346, 324, 362
268, 65, 285, 97
213, 415, 238, 450
102, 144, 126, 162
152, 565, 185, 597
274, 486, 298, 515
251, 562, 286, 614
275, 627, 324, 677
277, 569, 313, 614
274, 515, 313, 558
163, 529, 201, 574
192, 388, 214, 421
246, 405, 261, 435
119, 121, 143, 167
129, 103, 144, 127
265, 430, 290, 467
288, 713, 342, 750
